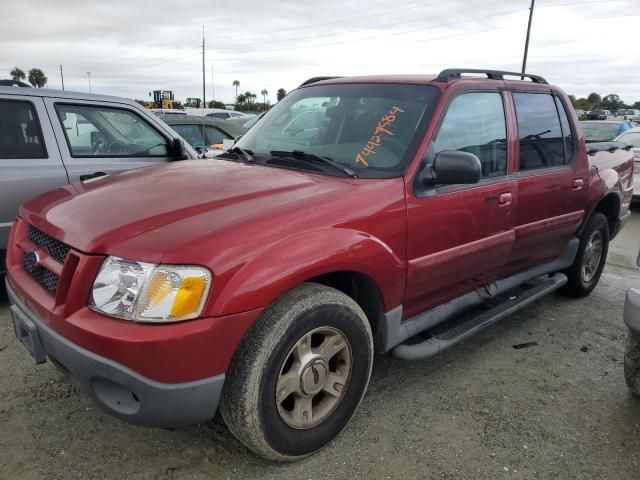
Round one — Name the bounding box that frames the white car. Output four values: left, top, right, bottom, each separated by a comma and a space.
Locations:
185, 108, 253, 120
614, 127, 640, 203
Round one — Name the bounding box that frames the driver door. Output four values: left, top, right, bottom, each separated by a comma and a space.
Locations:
44, 98, 173, 183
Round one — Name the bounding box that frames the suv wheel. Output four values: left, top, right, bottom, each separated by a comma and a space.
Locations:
220, 283, 373, 461
625, 330, 640, 396
561, 212, 609, 298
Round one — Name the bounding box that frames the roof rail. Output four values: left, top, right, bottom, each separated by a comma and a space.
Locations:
299, 76, 342, 87
436, 69, 548, 85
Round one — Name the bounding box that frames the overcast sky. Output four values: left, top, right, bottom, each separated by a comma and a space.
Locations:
1, 0, 639, 104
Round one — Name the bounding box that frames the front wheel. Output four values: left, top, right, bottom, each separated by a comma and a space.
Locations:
625, 330, 640, 396
220, 283, 373, 461
560, 212, 609, 298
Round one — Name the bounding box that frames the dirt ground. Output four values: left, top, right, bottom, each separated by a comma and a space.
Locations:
1, 212, 639, 480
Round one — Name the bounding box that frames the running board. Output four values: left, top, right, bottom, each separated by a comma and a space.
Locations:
391, 273, 567, 360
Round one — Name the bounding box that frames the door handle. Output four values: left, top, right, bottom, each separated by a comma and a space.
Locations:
498, 192, 512, 206
572, 179, 584, 190
79, 171, 107, 182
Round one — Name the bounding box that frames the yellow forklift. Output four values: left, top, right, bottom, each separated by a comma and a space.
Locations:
148, 90, 182, 109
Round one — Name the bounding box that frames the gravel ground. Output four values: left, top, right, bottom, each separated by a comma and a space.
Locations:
1, 216, 639, 479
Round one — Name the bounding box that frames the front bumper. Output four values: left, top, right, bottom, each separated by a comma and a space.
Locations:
7, 280, 224, 428
625, 289, 640, 335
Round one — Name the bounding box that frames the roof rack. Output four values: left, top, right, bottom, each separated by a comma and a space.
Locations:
299, 76, 342, 87
436, 69, 548, 85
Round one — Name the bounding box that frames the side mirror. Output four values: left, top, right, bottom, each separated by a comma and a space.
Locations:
421, 150, 481, 186
170, 138, 188, 160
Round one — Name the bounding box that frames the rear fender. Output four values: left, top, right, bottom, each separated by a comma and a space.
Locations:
211, 228, 405, 317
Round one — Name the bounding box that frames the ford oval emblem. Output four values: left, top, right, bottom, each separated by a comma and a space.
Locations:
25, 251, 40, 267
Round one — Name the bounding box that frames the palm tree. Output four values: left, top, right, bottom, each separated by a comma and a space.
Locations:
233, 80, 240, 100
10, 67, 25, 81
28, 68, 47, 88
261, 89, 268, 108
236, 93, 247, 110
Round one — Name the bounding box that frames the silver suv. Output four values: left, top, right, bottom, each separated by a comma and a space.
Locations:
0, 86, 197, 274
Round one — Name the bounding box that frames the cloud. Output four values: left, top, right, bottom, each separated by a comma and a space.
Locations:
1, 0, 639, 103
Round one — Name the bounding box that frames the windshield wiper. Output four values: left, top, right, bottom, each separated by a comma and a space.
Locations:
269, 150, 357, 178
227, 146, 255, 162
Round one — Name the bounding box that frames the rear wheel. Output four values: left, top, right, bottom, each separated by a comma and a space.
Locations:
220, 283, 373, 461
625, 330, 640, 396
561, 213, 609, 298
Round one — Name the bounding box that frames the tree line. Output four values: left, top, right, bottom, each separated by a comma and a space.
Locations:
569, 92, 640, 112
9, 67, 47, 88
231, 80, 286, 112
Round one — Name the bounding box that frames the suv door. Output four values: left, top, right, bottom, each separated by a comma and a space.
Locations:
509, 92, 587, 268
0, 95, 68, 272
43, 99, 174, 182
405, 91, 516, 317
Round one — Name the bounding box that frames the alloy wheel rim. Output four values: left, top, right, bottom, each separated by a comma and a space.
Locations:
275, 326, 352, 429
581, 230, 603, 283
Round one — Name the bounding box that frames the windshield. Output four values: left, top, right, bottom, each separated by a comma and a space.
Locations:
579, 122, 621, 142
234, 83, 439, 178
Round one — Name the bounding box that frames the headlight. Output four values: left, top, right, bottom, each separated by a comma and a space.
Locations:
89, 256, 212, 323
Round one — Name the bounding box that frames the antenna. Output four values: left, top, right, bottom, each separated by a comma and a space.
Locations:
202, 26, 206, 109
521, 0, 535, 79
59, 64, 65, 91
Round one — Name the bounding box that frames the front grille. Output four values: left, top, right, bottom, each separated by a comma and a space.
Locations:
22, 224, 72, 295
27, 224, 70, 264
21, 254, 59, 294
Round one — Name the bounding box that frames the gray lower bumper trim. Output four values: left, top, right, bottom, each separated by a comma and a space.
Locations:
7, 280, 224, 428
625, 289, 640, 334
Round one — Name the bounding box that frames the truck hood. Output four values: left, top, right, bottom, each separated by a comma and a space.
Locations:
20, 160, 356, 260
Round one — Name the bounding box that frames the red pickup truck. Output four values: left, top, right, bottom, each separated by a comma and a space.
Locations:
5, 69, 634, 461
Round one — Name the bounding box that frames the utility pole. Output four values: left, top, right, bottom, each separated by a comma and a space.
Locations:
211, 64, 214, 108
59, 64, 65, 91
202, 26, 206, 109
521, 0, 535, 79
87, 71, 92, 92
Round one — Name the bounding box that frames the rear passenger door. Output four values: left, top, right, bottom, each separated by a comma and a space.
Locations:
43, 99, 173, 183
0, 95, 68, 267
510, 92, 587, 268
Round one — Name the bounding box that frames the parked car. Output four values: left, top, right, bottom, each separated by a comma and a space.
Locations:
226, 111, 265, 129
186, 108, 253, 120
5, 69, 634, 461
615, 126, 640, 203
579, 120, 637, 142
161, 115, 247, 157
615, 109, 640, 121
0, 86, 198, 276
624, 250, 640, 396
588, 110, 611, 120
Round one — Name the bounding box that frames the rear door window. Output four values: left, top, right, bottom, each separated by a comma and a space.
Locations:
554, 97, 575, 162
514, 93, 565, 170
431, 92, 507, 178
0, 100, 46, 158
55, 104, 168, 157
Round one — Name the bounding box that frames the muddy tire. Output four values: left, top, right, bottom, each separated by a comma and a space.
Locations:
625, 330, 640, 396
560, 212, 609, 298
219, 283, 373, 461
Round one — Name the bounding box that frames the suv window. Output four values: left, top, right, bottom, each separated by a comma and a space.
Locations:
432, 92, 507, 178
55, 104, 168, 157
554, 96, 575, 161
514, 93, 565, 170
0, 100, 46, 159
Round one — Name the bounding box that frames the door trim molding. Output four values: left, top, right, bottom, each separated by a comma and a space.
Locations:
515, 210, 584, 237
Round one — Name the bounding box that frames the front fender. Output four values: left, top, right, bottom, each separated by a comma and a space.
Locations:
211, 228, 405, 316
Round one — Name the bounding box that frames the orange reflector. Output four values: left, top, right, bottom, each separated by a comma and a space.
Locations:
171, 276, 206, 317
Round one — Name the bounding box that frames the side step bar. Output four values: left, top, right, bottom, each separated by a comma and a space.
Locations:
391, 273, 567, 361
